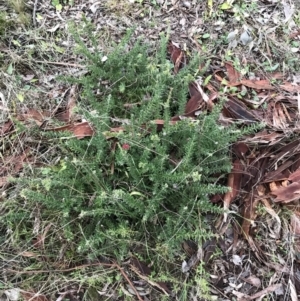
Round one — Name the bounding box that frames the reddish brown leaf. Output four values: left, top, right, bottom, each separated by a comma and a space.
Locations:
263, 160, 293, 182
185, 95, 203, 114
233, 143, 249, 158
214, 73, 230, 85
131, 257, 151, 276
72, 122, 94, 139
167, 42, 186, 69
225, 61, 242, 83
267, 72, 285, 80
0, 120, 14, 136
272, 182, 300, 203
189, 82, 200, 97
240, 79, 274, 90
242, 275, 261, 288
280, 81, 300, 93
17, 109, 50, 126
269, 182, 280, 192
289, 170, 300, 182
47, 122, 94, 139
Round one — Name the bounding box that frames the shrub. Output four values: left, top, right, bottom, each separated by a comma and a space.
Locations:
0, 23, 257, 298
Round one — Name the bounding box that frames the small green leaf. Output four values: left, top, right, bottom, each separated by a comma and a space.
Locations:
130, 191, 145, 197
202, 33, 210, 39
221, 78, 229, 85
269, 63, 279, 71
119, 83, 125, 93
42, 179, 52, 191
17, 94, 24, 102
240, 89, 247, 96
41, 167, 51, 175
53, 44, 65, 53
204, 75, 212, 86
12, 40, 21, 47
220, 2, 231, 9
7, 63, 13, 75
56, 4, 63, 11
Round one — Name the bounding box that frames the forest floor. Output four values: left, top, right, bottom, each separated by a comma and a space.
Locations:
1, 0, 300, 300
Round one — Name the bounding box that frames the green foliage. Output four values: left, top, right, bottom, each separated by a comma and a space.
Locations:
7, 0, 30, 26
0, 22, 258, 297
0, 12, 12, 37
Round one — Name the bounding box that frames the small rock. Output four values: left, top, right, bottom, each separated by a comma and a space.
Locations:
227, 29, 238, 42
240, 30, 252, 45
183, 1, 191, 9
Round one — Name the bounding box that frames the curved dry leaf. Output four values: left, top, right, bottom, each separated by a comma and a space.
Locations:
247, 283, 282, 300
272, 182, 300, 203
240, 79, 274, 90
47, 122, 94, 139
225, 61, 242, 83
167, 42, 185, 68
289, 169, 300, 182
243, 275, 261, 288
280, 81, 300, 93
17, 109, 50, 126
269, 182, 279, 192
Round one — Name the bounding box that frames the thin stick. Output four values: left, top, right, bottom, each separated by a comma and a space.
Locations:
114, 262, 144, 301
35, 60, 86, 69
33, 0, 38, 27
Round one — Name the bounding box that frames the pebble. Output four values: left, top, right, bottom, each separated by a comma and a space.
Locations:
183, 1, 191, 9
